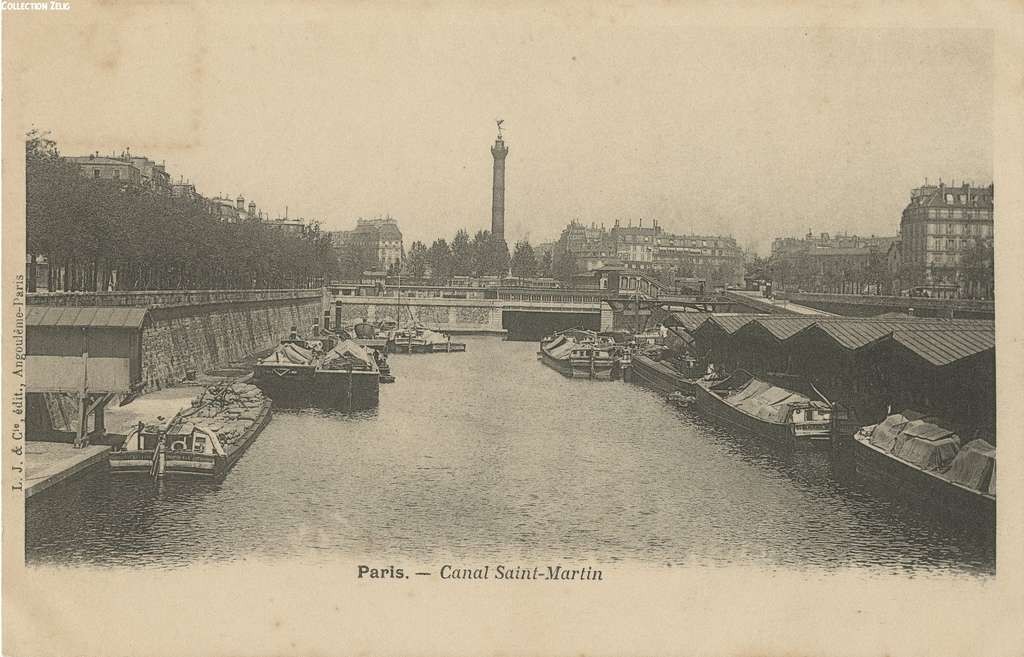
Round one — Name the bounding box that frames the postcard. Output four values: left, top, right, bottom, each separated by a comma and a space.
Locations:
3, 2, 1023, 656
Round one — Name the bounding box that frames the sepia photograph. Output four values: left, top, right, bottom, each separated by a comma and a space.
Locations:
3, 2, 1023, 656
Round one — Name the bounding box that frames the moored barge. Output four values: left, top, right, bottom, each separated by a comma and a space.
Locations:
852, 412, 995, 528
109, 382, 273, 478
539, 329, 616, 380
693, 369, 833, 442
387, 326, 467, 354
629, 351, 699, 395
254, 332, 380, 409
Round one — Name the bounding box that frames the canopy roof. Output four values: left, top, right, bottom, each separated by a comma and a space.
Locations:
667, 313, 993, 368
28, 306, 148, 329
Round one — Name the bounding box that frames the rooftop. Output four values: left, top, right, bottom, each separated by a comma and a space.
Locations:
28, 306, 148, 329
666, 313, 994, 368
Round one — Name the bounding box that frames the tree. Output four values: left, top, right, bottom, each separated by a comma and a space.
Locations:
405, 241, 429, 279
552, 250, 577, 282
427, 238, 452, 283
961, 238, 994, 299
744, 255, 769, 282
510, 240, 538, 277
536, 250, 553, 278
469, 230, 509, 276
899, 259, 927, 291
26, 132, 338, 291
336, 241, 377, 280
450, 229, 473, 277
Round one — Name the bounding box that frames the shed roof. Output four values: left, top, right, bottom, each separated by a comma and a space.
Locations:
740, 317, 817, 341
27, 306, 148, 329
891, 329, 995, 367
676, 313, 993, 369
800, 321, 895, 350
708, 315, 758, 334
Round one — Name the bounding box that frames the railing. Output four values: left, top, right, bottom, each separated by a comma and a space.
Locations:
27, 288, 322, 308
497, 290, 605, 304
780, 291, 995, 312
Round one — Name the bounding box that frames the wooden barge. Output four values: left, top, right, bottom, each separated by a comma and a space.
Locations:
254, 335, 380, 409
109, 391, 272, 479
629, 353, 698, 395
692, 370, 833, 442
539, 329, 616, 380
852, 413, 995, 528
387, 326, 467, 354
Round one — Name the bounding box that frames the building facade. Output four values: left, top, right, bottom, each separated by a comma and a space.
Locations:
769, 230, 897, 293
899, 182, 994, 297
68, 151, 171, 194
68, 154, 142, 185
330, 216, 404, 271
554, 219, 742, 287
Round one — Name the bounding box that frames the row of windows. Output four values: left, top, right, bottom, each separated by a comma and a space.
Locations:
907, 207, 992, 220
903, 221, 993, 239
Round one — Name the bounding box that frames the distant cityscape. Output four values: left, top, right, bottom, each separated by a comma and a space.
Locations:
27, 137, 994, 301
67, 149, 310, 234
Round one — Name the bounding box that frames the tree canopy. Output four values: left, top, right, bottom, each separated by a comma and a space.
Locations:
26, 132, 337, 291
510, 240, 538, 277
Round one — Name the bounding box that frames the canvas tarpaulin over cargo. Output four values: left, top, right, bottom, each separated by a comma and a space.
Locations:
945, 439, 996, 493
262, 342, 314, 365
322, 340, 375, 369
868, 413, 914, 451
891, 420, 960, 470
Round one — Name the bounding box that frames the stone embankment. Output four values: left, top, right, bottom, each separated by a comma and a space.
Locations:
28, 288, 327, 391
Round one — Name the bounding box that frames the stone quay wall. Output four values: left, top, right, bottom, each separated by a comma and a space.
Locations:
142, 298, 322, 390
27, 289, 327, 391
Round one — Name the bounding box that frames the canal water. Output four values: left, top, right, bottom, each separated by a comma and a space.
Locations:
26, 337, 995, 574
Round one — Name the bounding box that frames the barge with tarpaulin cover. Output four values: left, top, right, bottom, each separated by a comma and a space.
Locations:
332, 322, 394, 383
629, 348, 700, 396
852, 411, 995, 528
109, 382, 272, 478
539, 329, 617, 380
693, 369, 833, 442
387, 325, 466, 354
254, 331, 380, 409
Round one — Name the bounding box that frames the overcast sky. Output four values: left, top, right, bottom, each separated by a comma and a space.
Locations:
9, 4, 992, 254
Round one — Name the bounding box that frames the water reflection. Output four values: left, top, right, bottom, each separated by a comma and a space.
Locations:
27, 337, 994, 574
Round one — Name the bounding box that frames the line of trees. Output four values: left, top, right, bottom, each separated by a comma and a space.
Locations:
402, 229, 515, 283
767, 252, 890, 294
26, 132, 338, 291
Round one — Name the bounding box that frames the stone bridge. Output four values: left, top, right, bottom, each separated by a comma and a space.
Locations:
331, 287, 776, 339
332, 294, 609, 339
